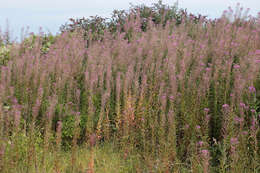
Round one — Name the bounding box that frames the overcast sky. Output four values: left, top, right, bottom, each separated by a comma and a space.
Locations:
0, 0, 259, 41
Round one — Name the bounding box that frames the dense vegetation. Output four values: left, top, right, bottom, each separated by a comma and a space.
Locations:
0, 1, 260, 172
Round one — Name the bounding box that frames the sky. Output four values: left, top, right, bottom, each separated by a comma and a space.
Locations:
0, 0, 259, 41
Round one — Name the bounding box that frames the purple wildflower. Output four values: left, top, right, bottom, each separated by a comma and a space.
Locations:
240, 102, 246, 108
251, 117, 257, 131
249, 86, 256, 93
205, 114, 210, 123
201, 149, 209, 158
89, 133, 97, 147
12, 98, 18, 104
222, 104, 229, 109
230, 137, 239, 145
234, 116, 243, 124
233, 64, 240, 69
169, 95, 174, 100
242, 131, 248, 135
0, 144, 5, 157
205, 67, 211, 72
255, 49, 260, 54
14, 109, 21, 128
198, 141, 204, 147
196, 125, 201, 129
204, 108, 210, 114
251, 109, 256, 113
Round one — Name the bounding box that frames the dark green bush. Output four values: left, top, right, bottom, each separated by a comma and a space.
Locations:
59, 0, 207, 43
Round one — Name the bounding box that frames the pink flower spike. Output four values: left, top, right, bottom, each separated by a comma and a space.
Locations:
196, 125, 201, 129
230, 137, 239, 145
233, 64, 240, 69
242, 131, 248, 135
204, 108, 210, 114
240, 102, 246, 108
251, 109, 256, 113
0, 145, 5, 157
255, 49, 260, 54
198, 141, 203, 147
75, 112, 81, 116
12, 98, 18, 104
249, 86, 256, 93
201, 149, 209, 157
234, 116, 243, 123
222, 104, 229, 109
205, 67, 211, 72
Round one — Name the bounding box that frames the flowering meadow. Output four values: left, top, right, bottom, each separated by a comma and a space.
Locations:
0, 2, 260, 172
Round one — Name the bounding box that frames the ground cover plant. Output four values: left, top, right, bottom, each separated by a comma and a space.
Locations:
0, 1, 260, 172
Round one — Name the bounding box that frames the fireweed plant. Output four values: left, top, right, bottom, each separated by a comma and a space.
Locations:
0, 3, 260, 173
